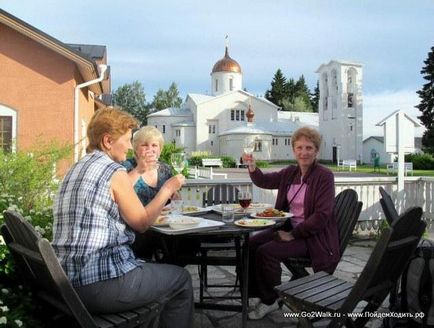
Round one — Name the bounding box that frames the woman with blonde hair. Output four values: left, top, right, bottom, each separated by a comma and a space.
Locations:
242, 126, 338, 320
52, 107, 193, 327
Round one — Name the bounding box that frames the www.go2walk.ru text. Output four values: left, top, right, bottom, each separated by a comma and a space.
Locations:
283, 311, 425, 319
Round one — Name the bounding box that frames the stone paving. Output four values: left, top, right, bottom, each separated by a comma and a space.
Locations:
186, 238, 386, 328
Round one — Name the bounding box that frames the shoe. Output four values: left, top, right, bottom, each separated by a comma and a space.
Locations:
248, 297, 261, 311
248, 300, 280, 320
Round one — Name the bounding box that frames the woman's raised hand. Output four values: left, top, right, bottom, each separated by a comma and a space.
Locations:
164, 174, 185, 193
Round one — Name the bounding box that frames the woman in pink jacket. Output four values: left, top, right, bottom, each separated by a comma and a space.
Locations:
243, 126, 339, 320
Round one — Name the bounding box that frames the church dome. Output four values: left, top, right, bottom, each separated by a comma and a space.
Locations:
212, 47, 242, 74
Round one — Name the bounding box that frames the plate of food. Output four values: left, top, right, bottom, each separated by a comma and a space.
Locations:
234, 219, 276, 228
169, 216, 200, 230
153, 215, 171, 227
251, 208, 293, 219
180, 205, 210, 215
212, 203, 272, 214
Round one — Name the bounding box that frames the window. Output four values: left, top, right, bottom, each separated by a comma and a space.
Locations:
348, 93, 354, 108
236, 110, 240, 121
212, 125, 216, 134
215, 79, 218, 92
229, 78, 234, 91
254, 140, 262, 152
176, 129, 181, 137
209, 125, 212, 133
155, 125, 158, 128
231, 110, 235, 121
275, 138, 278, 146
0, 116, 12, 152
162, 125, 165, 133
241, 110, 245, 121
210, 141, 214, 146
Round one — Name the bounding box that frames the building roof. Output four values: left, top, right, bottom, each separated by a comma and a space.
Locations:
67, 43, 106, 61
172, 120, 195, 127
211, 47, 242, 74
363, 135, 423, 150
316, 59, 363, 73
376, 110, 421, 127
363, 136, 384, 144
0, 9, 105, 94
147, 107, 192, 117
219, 121, 300, 137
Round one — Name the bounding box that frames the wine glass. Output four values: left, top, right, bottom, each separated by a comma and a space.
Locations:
171, 153, 186, 174
238, 191, 252, 220
243, 139, 254, 164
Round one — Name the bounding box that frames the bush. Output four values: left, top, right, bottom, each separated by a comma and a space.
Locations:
0, 142, 71, 327
405, 153, 434, 170
220, 156, 236, 168
256, 160, 270, 168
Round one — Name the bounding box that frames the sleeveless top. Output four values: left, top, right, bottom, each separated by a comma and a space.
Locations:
52, 151, 141, 287
122, 158, 173, 206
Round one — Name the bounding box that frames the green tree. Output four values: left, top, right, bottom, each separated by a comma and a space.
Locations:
112, 81, 149, 125
265, 69, 288, 109
311, 80, 320, 112
416, 46, 434, 153
151, 82, 183, 111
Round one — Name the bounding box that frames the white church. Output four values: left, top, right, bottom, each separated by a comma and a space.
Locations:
147, 46, 364, 163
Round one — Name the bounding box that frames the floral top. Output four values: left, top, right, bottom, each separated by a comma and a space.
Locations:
122, 158, 173, 206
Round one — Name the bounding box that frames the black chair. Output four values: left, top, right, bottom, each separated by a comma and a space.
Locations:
1, 210, 160, 328
283, 189, 363, 280
275, 206, 425, 328
379, 186, 399, 224
199, 184, 241, 302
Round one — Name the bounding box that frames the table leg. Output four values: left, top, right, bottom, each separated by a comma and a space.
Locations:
241, 233, 249, 328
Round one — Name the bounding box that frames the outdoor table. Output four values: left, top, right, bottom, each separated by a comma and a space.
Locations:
151, 211, 275, 328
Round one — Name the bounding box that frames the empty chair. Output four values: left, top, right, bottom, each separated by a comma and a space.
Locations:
275, 206, 425, 328
283, 188, 362, 280
379, 186, 399, 224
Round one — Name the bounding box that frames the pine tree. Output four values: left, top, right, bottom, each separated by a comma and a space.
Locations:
311, 81, 320, 112
416, 46, 434, 153
112, 81, 149, 125
265, 69, 288, 108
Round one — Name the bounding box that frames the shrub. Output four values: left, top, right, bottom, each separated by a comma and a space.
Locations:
405, 153, 434, 170
220, 156, 236, 168
256, 160, 270, 168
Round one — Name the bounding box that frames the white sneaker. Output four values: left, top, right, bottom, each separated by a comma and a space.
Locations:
248, 297, 261, 311
248, 300, 280, 320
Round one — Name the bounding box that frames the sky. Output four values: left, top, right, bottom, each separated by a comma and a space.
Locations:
2, 0, 433, 138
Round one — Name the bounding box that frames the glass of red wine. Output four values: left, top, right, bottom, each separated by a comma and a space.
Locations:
238, 191, 252, 219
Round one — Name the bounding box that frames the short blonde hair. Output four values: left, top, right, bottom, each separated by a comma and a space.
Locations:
86, 106, 138, 153
133, 126, 165, 153
291, 126, 322, 150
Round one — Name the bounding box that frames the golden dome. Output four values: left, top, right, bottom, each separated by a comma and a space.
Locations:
211, 47, 242, 74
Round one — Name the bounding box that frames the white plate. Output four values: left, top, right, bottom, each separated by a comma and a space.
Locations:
181, 206, 211, 215
234, 219, 276, 228
211, 203, 272, 214
250, 212, 293, 220
153, 215, 171, 227
151, 218, 225, 235
169, 216, 200, 230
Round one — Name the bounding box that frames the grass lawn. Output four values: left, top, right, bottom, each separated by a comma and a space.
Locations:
270, 161, 434, 177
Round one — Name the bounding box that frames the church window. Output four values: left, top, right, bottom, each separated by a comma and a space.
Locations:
176, 129, 181, 137
236, 110, 240, 121
155, 125, 158, 128
212, 125, 216, 134
254, 140, 262, 152
229, 78, 234, 91
162, 125, 166, 133
241, 110, 245, 121
209, 125, 212, 133
210, 141, 214, 146
275, 138, 278, 145
231, 110, 235, 120
349, 125, 353, 132
215, 79, 218, 92
348, 93, 354, 108
0, 116, 12, 152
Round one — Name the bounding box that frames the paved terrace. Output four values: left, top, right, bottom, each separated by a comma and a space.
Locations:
188, 237, 385, 328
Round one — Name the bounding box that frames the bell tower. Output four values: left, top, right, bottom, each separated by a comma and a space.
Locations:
317, 60, 363, 163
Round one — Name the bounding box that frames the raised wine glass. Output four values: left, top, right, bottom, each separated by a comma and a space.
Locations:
170, 152, 186, 174
238, 191, 252, 220
242, 139, 254, 164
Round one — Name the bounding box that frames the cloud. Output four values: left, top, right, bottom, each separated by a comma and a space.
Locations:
363, 89, 425, 138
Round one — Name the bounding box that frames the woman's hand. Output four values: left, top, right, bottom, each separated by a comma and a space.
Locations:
241, 153, 256, 172
274, 230, 294, 242
163, 174, 185, 194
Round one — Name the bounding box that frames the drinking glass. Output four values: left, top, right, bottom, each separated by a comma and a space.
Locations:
238, 191, 252, 219
243, 139, 254, 164
221, 204, 235, 223
171, 153, 186, 174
